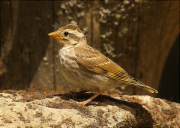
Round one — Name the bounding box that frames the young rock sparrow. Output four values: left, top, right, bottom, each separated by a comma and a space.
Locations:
48, 24, 158, 105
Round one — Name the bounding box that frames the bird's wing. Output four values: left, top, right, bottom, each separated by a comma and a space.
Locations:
74, 46, 138, 85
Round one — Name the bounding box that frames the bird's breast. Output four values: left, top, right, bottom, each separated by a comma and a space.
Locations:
59, 47, 79, 70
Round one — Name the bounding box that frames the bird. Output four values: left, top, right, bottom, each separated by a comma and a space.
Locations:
48, 24, 158, 105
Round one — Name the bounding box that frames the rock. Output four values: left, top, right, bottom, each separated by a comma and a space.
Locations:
0, 90, 179, 128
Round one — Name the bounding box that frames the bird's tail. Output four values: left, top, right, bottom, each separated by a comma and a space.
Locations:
127, 76, 158, 93
133, 83, 158, 93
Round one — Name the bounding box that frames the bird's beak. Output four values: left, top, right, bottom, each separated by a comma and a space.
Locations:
48, 31, 63, 40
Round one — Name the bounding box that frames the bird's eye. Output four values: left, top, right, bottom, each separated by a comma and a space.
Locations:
64, 32, 69, 36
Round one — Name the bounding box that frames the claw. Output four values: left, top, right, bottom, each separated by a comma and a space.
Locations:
71, 100, 89, 106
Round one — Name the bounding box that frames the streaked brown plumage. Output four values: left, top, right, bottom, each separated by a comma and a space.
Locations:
48, 24, 158, 105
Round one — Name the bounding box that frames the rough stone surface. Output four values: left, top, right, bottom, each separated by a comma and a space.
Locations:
0, 90, 179, 128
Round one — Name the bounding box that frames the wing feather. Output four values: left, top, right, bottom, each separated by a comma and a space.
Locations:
74, 46, 137, 84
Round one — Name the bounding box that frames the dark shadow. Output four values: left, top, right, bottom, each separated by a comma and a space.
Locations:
158, 35, 179, 103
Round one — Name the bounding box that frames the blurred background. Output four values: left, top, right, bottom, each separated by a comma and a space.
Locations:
1, 0, 179, 102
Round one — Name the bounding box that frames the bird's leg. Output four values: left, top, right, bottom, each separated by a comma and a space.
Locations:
73, 89, 104, 106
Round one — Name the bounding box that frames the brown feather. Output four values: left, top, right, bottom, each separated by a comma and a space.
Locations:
75, 46, 138, 84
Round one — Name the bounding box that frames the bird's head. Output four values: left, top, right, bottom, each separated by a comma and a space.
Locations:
48, 24, 87, 47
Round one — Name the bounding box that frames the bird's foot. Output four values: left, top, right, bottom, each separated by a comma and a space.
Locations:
70, 100, 88, 106
70, 99, 99, 106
